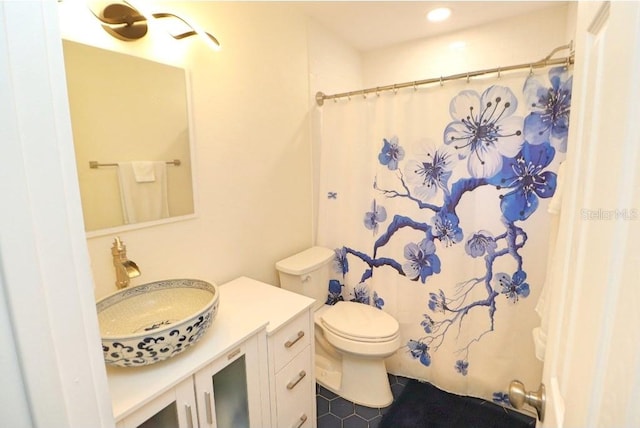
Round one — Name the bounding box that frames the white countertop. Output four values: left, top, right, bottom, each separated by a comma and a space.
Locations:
106, 276, 315, 421
219, 276, 316, 335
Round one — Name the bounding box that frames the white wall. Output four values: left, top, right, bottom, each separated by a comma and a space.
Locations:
362, 4, 571, 86
59, 1, 314, 299
306, 19, 363, 242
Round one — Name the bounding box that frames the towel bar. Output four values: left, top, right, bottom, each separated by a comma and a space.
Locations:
89, 159, 181, 169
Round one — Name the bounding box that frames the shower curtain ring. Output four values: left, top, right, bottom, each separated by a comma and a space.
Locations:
413, 82, 417, 91
497, 67, 501, 78
362, 90, 367, 99
439, 76, 444, 86
529, 64, 534, 76
466, 73, 470, 83
393, 84, 398, 95
376, 87, 380, 97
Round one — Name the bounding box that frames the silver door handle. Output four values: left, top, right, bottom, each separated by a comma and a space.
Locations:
285, 331, 305, 348
287, 370, 307, 390
508, 380, 545, 422
205, 392, 213, 424
185, 404, 194, 428
292, 413, 308, 428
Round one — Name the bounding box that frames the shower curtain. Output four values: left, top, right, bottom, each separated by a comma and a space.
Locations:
316, 66, 572, 404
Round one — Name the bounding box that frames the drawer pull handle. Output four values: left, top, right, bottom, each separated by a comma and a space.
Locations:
293, 413, 308, 428
227, 348, 242, 360
287, 370, 307, 390
285, 331, 305, 348
185, 404, 194, 428
205, 392, 213, 424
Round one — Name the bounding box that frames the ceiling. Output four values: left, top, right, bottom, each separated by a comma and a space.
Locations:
295, 1, 564, 52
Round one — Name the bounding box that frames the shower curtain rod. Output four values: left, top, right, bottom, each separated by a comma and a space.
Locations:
315, 42, 574, 106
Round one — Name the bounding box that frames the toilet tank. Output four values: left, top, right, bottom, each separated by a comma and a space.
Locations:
276, 247, 335, 311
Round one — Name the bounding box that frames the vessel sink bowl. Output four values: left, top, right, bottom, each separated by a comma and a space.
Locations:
96, 279, 219, 367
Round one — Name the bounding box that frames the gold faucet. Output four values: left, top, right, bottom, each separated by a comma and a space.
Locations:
112, 237, 140, 289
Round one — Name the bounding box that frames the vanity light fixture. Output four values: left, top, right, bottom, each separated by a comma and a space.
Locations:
426, 7, 452, 23
93, 1, 221, 50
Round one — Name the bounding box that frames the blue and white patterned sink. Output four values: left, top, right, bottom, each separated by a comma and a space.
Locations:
96, 279, 219, 367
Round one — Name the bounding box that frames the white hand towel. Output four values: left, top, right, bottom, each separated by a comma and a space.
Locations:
117, 161, 169, 224
533, 161, 565, 362
132, 161, 156, 183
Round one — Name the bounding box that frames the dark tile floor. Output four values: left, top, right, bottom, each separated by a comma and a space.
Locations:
316, 374, 409, 428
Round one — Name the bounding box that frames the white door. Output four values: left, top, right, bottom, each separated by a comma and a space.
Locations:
538, 1, 640, 427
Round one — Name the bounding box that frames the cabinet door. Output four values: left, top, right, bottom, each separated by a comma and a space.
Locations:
194, 334, 264, 428
118, 377, 197, 428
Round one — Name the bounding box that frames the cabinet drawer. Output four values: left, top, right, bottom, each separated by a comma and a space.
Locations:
271, 312, 310, 371
275, 346, 313, 428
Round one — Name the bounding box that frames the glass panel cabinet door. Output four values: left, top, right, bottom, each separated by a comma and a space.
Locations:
195, 335, 264, 428
118, 378, 197, 428
212, 355, 249, 427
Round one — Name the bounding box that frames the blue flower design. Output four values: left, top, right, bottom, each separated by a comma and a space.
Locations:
326, 280, 344, 305
430, 211, 463, 247
421, 314, 435, 333
402, 239, 441, 282
407, 340, 431, 366
444, 86, 523, 178
351, 283, 370, 305
373, 291, 385, 309
492, 392, 511, 406
455, 360, 469, 376
333, 247, 349, 275
363, 199, 387, 234
404, 145, 454, 201
465, 230, 497, 258
489, 141, 557, 222
493, 271, 530, 304
428, 290, 447, 313
524, 66, 573, 152
378, 136, 405, 170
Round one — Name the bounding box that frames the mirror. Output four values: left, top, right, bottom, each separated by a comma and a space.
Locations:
62, 40, 195, 235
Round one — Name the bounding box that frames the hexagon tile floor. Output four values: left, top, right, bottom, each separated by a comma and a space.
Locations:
316, 374, 409, 428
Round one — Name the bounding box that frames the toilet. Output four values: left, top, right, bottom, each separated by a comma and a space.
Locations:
276, 247, 400, 408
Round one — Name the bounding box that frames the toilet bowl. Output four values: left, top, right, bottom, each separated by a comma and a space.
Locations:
276, 247, 401, 408
314, 301, 400, 407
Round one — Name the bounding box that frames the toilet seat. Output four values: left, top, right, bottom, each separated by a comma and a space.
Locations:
321, 301, 399, 343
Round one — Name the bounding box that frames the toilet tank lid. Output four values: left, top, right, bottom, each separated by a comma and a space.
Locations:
276, 246, 335, 275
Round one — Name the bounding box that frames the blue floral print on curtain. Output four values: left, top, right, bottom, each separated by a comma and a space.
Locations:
444, 86, 524, 178
323, 67, 572, 385
523, 67, 573, 152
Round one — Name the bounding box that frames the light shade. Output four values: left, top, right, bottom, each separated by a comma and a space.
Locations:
92, 1, 220, 50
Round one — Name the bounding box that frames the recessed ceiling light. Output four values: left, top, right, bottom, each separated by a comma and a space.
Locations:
427, 7, 452, 23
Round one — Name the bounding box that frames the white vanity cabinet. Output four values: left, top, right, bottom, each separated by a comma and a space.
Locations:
221, 277, 316, 428
193, 337, 263, 428
112, 331, 265, 428
115, 377, 197, 428
107, 277, 315, 428
269, 312, 314, 427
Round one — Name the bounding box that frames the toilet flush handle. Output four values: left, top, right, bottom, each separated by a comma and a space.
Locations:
302, 274, 311, 282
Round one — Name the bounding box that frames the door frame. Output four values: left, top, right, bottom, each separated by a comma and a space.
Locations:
540, 1, 640, 427
0, 2, 114, 427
